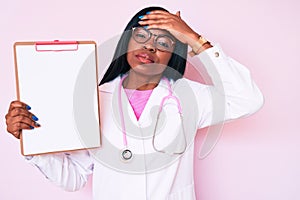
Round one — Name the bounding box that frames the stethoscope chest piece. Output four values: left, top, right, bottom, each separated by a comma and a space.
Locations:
120, 149, 133, 162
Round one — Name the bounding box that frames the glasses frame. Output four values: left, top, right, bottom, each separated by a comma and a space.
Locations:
131, 27, 176, 52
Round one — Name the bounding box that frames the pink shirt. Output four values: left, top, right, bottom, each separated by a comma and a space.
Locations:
124, 88, 153, 120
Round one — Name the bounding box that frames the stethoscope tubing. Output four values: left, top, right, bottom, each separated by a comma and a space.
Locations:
118, 75, 187, 159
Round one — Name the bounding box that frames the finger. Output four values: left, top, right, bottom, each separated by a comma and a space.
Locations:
147, 10, 169, 15
7, 121, 35, 134
141, 13, 177, 21
138, 18, 174, 26
148, 10, 176, 16
7, 114, 39, 128
5, 107, 38, 129
8, 107, 35, 119
8, 100, 31, 112
138, 19, 176, 30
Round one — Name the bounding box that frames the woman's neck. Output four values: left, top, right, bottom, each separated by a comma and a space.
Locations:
123, 71, 162, 90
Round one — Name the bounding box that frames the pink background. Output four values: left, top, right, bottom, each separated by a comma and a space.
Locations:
0, 0, 299, 199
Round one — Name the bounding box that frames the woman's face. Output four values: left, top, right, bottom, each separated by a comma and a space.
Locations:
126, 28, 175, 77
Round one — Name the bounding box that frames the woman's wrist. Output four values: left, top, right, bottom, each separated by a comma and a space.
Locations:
188, 32, 213, 56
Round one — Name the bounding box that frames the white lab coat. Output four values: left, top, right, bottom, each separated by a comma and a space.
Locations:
26, 44, 264, 200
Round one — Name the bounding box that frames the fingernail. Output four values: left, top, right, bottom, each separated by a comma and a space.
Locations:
146, 11, 151, 14
138, 15, 144, 19
35, 122, 41, 127
30, 126, 34, 129
26, 105, 31, 110
32, 115, 39, 121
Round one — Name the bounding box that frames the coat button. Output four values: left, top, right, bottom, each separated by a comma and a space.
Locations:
215, 52, 220, 57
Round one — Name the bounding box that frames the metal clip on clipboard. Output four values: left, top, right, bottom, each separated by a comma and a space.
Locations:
35, 40, 79, 52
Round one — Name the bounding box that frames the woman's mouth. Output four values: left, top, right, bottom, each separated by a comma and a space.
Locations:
136, 53, 155, 64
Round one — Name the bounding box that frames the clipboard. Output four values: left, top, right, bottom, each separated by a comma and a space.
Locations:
14, 40, 101, 156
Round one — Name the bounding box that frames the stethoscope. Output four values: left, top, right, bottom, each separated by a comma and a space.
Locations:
118, 75, 187, 162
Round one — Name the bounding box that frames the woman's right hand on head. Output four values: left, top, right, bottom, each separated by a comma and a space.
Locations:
5, 100, 41, 139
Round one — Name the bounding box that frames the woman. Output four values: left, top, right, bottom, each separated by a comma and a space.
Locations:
5, 6, 263, 200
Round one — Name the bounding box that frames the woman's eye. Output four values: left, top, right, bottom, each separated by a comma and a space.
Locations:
158, 41, 170, 48
136, 33, 147, 38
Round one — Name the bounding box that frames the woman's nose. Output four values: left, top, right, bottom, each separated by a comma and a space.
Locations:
143, 43, 157, 53
143, 36, 157, 53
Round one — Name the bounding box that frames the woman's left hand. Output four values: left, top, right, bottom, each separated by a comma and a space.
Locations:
138, 10, 199, 47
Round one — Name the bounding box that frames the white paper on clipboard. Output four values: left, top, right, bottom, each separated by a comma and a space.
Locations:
14, 40, 101, 156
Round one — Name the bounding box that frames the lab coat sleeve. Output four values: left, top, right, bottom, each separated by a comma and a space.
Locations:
25, 150, 93, 192
194, 44, 264, 129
